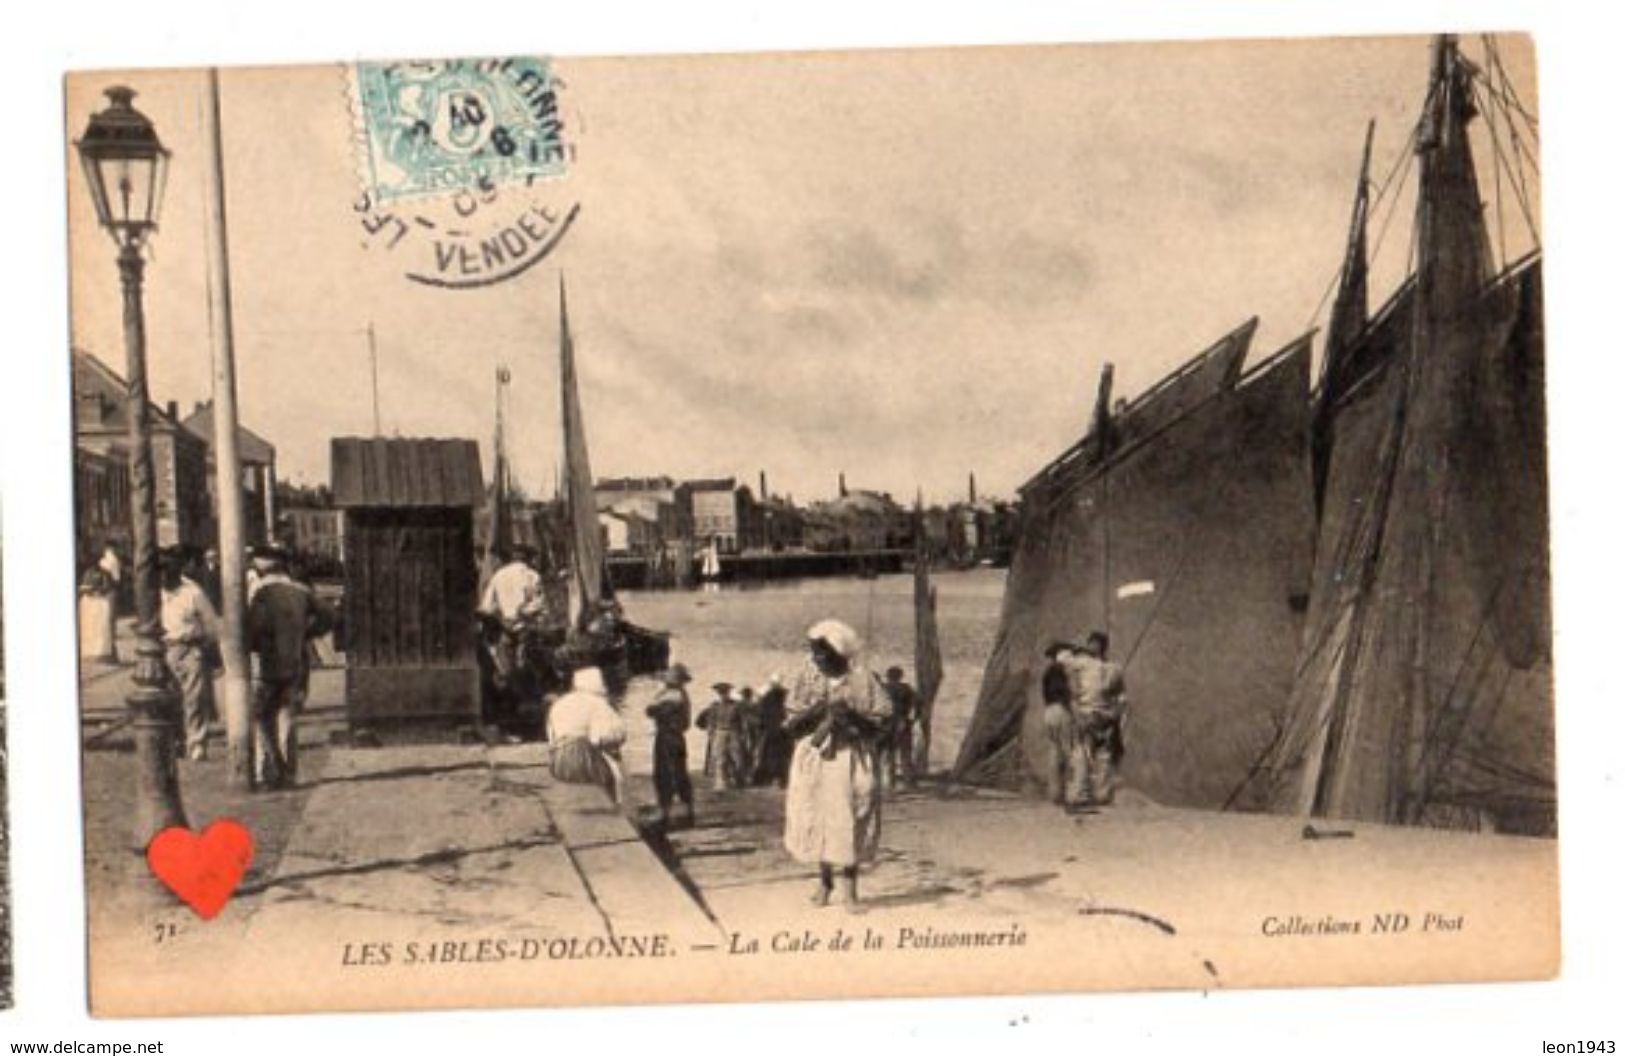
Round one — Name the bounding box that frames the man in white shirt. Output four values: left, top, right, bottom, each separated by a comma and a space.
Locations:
479, 545, 546, 625
160, 547, 221, 761
478, 545, 552, 737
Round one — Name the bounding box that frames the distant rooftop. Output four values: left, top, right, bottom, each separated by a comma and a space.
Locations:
180, 400, 276, 465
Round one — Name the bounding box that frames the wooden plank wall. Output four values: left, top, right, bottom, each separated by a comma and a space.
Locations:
343, 507, 475, 670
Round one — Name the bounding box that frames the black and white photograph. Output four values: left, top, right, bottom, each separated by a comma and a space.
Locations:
0, 531, 11, 1010
60, 31, 1560, 1017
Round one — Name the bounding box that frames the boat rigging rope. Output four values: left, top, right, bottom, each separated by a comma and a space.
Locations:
1474, 36, 1541, 255
1478, 36, 1541, 143
1473, 83, 1542, 252
1485, 83, 1512, 271
1302, 111, 1426, 335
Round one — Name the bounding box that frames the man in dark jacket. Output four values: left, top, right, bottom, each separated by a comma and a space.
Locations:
246, 546, 334, 789
750, 673, 792, 788
645, 663, 695, 828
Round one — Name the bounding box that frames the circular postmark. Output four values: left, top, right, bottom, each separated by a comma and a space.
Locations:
349, 57, 580, 289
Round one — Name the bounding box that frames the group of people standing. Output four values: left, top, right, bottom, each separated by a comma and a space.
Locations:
81, 538, 334, 791
638, 666, 797, 829
478, 546, 639, 735
545, 616, 928, 911
695, 674, 794, 791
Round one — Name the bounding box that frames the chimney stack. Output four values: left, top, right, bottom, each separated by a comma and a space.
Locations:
760, 469, 768, 501
968, 471, 977, 504
838, 472, 847, 498
165, 400, 178, 421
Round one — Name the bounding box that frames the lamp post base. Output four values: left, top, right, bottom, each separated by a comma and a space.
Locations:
129, 670, 187, 853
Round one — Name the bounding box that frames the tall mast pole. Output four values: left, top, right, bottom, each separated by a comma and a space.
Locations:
368, 322, 381, 436
1090, 363, 1115, 635
1400, 34, 1456, 823
202, 68, 254, 789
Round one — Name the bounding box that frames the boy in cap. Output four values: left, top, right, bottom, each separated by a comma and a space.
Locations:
646, 663, 696, 827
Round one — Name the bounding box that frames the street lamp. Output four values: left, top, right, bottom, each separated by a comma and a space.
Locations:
76, 86, 188, 849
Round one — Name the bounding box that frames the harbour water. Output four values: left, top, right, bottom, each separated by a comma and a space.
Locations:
616, 566, 1008, 774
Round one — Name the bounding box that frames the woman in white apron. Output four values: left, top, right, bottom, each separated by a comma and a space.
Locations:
78, 563, 117, 663
782, 619, 892, 908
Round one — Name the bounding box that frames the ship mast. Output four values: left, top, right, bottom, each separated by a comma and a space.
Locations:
1310, 119, 1375, 517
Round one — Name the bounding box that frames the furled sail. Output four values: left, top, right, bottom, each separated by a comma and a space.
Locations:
558, 277, 609, 629
913, 493, 944, 773
479, 365, 512, 590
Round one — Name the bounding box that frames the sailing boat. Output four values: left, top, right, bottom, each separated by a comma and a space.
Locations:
954, 319, 1316, 806
699, 536, 723, 582
1256, 36, 1551, 834
554, 277, 671, 688
958, 36, 1548, 833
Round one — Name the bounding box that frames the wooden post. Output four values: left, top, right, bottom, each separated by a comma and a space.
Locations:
202, 68, 254, 790
368, 322, 381, 436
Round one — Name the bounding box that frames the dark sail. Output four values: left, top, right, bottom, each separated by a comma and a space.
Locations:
956, 323, 1317, 808
913, 498, 944, 712
1259, 37, 1552, 833
1311, 120, 1375, 517
558, 277, 610, 629
480, 366, 512, 589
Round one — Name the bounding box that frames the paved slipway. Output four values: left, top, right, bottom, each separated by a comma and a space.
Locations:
86, 719, 1556, 1016
81, 618, 1556, 1013
89, 741, 721, 1015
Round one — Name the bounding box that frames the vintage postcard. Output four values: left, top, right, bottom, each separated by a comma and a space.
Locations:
1, 534, 10, 1010
64, 33, 1554, 1017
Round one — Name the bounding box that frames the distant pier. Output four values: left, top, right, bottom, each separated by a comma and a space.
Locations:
607, 549, 909, 590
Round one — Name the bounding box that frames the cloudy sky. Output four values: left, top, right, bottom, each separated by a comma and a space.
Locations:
65, 35, 1539, 504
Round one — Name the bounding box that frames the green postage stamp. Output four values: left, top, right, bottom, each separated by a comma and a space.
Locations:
351, 58, 571, 204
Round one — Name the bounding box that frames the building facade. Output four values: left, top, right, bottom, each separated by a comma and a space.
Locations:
181, 401, 278, 547
680, 478, 759, 553
74, 446, 131, 568
804, 488, 899, 552
595, 476, 689, 543
281, 505, 345, 567
73, 351, 211, 553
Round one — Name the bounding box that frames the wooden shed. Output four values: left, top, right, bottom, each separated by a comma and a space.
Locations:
331, 437, 484, 731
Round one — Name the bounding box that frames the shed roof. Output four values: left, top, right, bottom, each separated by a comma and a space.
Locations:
331, 438, 484, 509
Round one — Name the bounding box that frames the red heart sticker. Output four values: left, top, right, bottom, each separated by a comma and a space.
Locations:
146, 819, 255, 920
